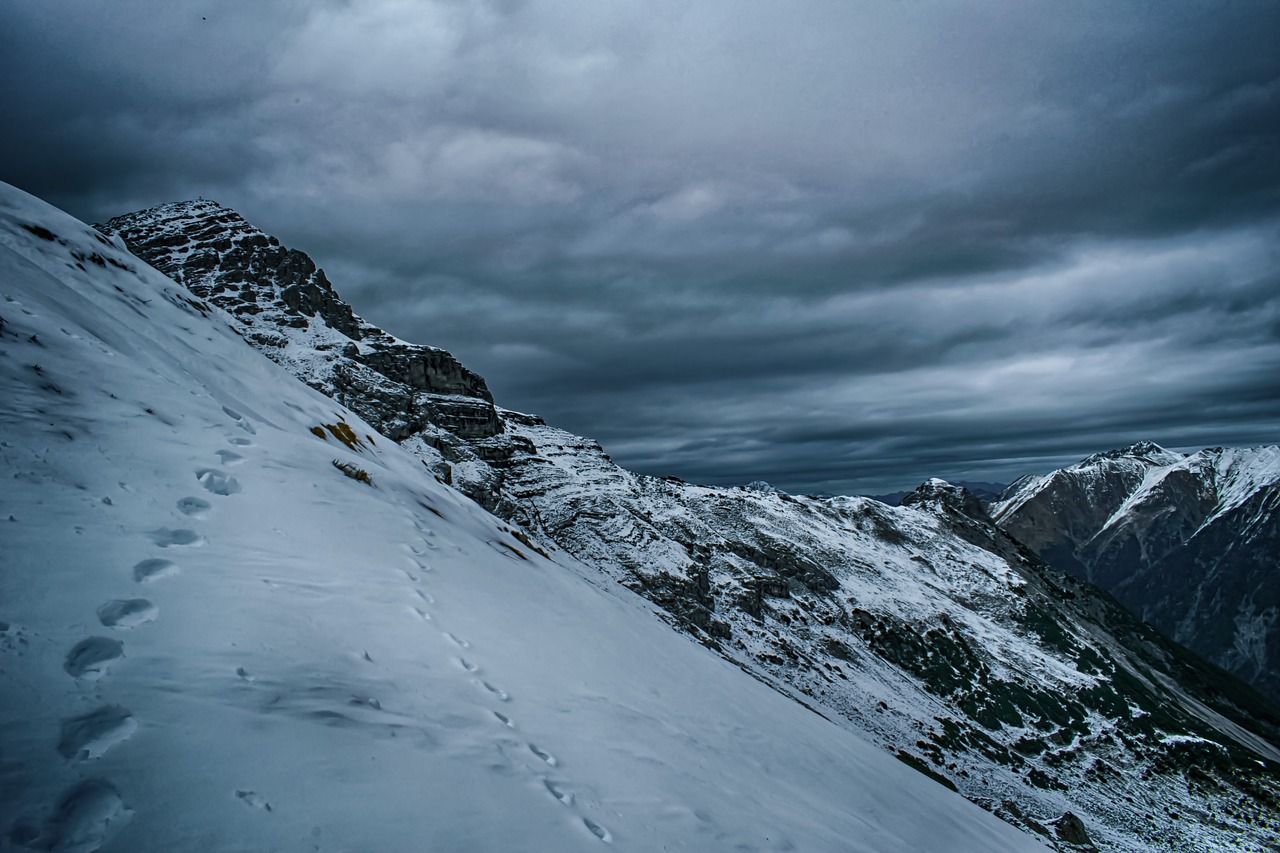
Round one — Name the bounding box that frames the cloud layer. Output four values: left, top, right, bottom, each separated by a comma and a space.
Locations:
4, 0, 1278, 492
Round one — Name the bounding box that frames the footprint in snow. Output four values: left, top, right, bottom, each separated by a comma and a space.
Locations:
528, 744, 557, 766
64, 637, 124, 679
583, 818, 612, 843
480, 681, 510, 702
542, 779, 573, 806
415, 589, 435, 605
493, 711, 514, 728
58, 705, 136, 760
457, 657, 479, 673
195, 468, 241, 496
13, 779, 132, 852
235, 790, 272, 812
96, 599, 157, 630
443, 632, 470, 649
408, 606, 431, 622
221, 406, 257, 435
133, 558, 177, 583
176, 496, 211, 517
215, 448, 245, 465
226, 436, 253, 447
149, 527, 204, 548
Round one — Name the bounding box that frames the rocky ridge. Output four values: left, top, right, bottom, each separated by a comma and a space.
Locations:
103, 200, 1280, 853
102, 201, 502, 442
993, 443, 1280, 702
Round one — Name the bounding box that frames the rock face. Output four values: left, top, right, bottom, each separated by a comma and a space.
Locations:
993, 442, 1280, 702
102, 201, 501, 441
105, 202, 1280, 853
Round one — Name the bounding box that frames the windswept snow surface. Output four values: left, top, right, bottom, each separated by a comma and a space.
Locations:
0, 184, 1048, 851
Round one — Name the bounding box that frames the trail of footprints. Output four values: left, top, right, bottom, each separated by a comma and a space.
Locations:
399, 516, 614, 844
17, 410, 255, 851
22, 405, 613, 848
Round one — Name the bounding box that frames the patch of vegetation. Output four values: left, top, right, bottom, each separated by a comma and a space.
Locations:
20, 223, 58, 242
894, 750, 958, 791
1026, 768, 1065, 790
1016, 601, 1079, 657
507, 527, 549, 559
312, 421, 365, 451
70, 249, 107, 268
182, 295, 211, 315
497, 541, 528, 560
332, 459, 373, 485
1013, 735, 1049, 757
326, 421, 365, 450
944, 726, 1022, 769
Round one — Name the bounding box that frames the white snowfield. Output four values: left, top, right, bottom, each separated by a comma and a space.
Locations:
0, 183, 1047, 851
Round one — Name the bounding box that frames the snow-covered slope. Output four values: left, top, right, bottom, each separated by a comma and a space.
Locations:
96, 197, 1280, 851
993, 442, 1280, 701
0, 186, 1059, 851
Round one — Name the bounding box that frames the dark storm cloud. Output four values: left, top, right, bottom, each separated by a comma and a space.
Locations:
3, 0, 1278, 492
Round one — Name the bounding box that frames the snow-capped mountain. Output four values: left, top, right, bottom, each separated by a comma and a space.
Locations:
93, 197, 1280, 851
868, 480, 1009, 507
993, 442, 1280, 703
0, 185, 1071, 852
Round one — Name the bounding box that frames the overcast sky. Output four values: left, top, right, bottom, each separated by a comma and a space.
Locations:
3, 1, 1278, 493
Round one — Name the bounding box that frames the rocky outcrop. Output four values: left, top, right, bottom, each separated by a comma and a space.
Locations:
101, 200, 501, 441
902, 478, 992, 522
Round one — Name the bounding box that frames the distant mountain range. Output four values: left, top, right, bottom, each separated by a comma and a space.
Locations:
869, 480, 1009, 507
993, 441, 1280, 704
86, 195, 1280, 851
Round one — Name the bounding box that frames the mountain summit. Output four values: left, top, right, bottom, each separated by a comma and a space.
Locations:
102, 200, 503, 443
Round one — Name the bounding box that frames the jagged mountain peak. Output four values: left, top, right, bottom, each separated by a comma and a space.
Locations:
1077, 440, 1184, 468
101, 201, 503, 443
111, 196, 242, 220
102, 198, 274, 262
900, 478, 987, 517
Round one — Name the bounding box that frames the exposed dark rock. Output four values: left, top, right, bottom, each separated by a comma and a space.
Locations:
724, 541, 839, 594
1050, 811, 1093, 847
100, 200, 501, 443
902, 478, 991, 521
